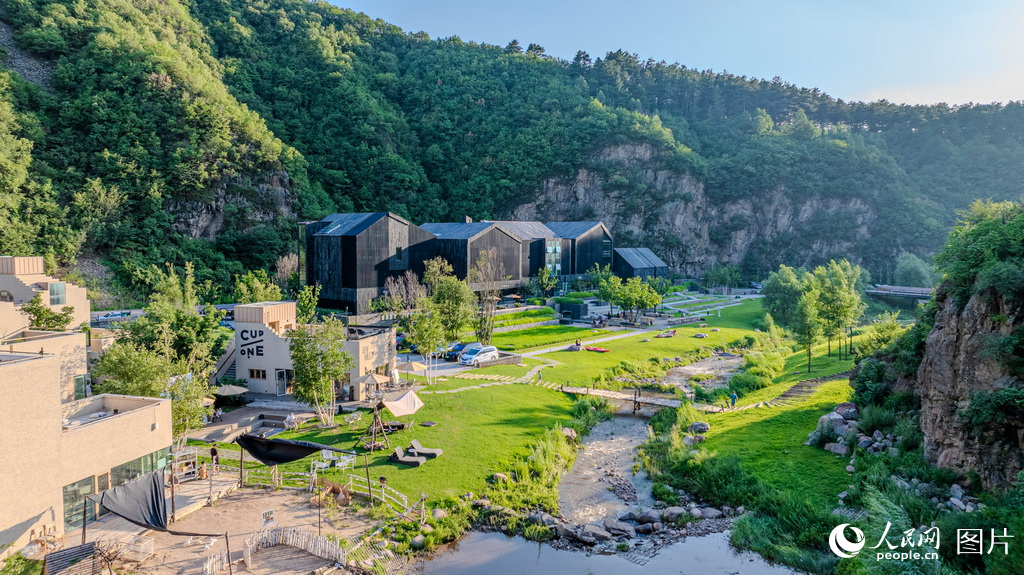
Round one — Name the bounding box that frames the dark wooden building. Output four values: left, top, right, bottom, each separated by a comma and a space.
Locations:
545, 221, 614, 276
613, 247, 669, 279
486, 221, 562, 278
420, 222, 524, 283
305, 213, 436, 313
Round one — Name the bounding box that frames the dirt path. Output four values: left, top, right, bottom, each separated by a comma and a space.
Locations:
557, 416, 654, 525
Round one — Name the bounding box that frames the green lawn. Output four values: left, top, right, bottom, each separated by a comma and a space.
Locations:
733, 336, 863, 407
701, 378, 854, 507
490, 325, 611, 351
206, 385, 574, 504
537, 300, 764, 387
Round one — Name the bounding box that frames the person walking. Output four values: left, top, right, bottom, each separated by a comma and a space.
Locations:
210, 445, 220, 473
729, 391, 738, 408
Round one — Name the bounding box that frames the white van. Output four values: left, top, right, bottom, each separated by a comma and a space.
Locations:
459, 345, 499, 367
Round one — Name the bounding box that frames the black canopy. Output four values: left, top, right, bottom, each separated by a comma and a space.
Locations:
89, 469, 167, 532
235, 434, 355, 466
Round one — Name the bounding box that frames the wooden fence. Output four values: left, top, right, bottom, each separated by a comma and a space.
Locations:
201, 551, 229, 575
342, 474, 408, 512
241, 527, 403, 574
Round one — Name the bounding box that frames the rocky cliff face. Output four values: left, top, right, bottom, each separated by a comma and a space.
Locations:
916, 290, 1024, 489
511, 143, 876, 275
166, 170, 295, 241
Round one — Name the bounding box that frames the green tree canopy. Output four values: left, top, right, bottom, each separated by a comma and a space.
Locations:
234, 269, 283, 303
288, 316, 354, 424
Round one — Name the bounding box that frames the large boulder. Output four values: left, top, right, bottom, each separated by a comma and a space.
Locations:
824, 443, 850, 456
638, 510, 662, 524
662, 506, 688, 522
411, 535, 426, 549
701, 508, 724, 519
603, 519, 636, 538
431, 508, 448, 520
582, 524, 613, 542
834, 402, 859, 420
688, 422, 711, 434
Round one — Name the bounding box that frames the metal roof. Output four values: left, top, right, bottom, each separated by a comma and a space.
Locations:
614, 247, 667, 270
545, 221, 605, 239
313, 213, 389, 236
485, 221, 555, 240
420, 222, 498, 240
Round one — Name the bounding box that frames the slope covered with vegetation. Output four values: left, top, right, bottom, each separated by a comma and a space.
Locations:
1, 0, 1023, 297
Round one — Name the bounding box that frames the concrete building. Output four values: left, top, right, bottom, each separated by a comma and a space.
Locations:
0, 256, 90, 329
216, 301, 396, 402
0, 351, 172, 559
1, 302, 89, 402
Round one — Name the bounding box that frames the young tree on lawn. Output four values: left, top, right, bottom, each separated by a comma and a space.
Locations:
470, 248, 509, 346
288, 317, 354, 425
406, 299, 444, 384
21, 292, 75, 331
761, 264, 806, 325
234, 269, 283, 303
597, 274, 622, 315
587, 263, 614, 291
380, 270, 425, 325
792, 288, 823, 373
432, 275, 474, 343
296, 283, 321, 324
274, 253, 299, 293
813, 260, 866, 357
535, 266, 558, 297
704, 264, 741, 294
615, 277, 662, 322
423, 257, 454, 295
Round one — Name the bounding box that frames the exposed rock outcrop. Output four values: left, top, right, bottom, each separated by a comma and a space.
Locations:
166, 171, 295, 241
915, 290, 1024, 488
512, 143, 876, 274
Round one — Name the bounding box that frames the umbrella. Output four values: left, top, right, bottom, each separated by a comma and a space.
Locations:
395, 361, 427, 372
382, 390, 424, 417
508, 294, 522, 299
353, 373, 390, 386
214, 384, 249, 396
201, 397, 216, 407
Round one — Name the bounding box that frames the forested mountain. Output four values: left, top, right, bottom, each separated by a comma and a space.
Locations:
1, 0, 1023, 297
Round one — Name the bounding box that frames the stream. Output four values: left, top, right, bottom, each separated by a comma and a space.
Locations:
412, 414, 797, 574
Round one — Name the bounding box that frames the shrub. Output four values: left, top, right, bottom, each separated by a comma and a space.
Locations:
743, 351, 785, 377
858, 405, 898, 435
851, 357, 895, 406
526, 298, 545, 306
565, 291, 596, 299
689, 372, 715, 382
894, 417, 923, 451
729, 372, 772, 394
554, 297, 584, 305
883, 390, 920, 412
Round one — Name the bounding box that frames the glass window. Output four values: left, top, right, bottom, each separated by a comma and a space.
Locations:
73, 375, 87, 400
49, 283, 67, 306
63, 477, 95, 531
0, 290, 11, 302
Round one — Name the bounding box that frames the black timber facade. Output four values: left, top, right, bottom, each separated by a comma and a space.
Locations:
545, 221, 614, 276
306, 213, 436, 314
613, 247, 669, 279
420, 222, 524, 282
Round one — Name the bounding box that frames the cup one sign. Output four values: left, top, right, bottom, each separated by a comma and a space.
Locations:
239, 329, 265, 357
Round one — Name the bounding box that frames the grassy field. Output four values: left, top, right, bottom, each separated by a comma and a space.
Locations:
200, 384, 574, 504
730, 336, 863, 407
701, 378, 854, 507
490, 325, 611, 351
537, 300, 764, 387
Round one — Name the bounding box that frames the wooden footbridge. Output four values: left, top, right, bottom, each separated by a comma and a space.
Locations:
560, 385, 683, 412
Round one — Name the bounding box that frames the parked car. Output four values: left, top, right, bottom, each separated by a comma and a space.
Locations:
98, 311, 131, 320
445, 342, 481, 362
459, 345, 499, 367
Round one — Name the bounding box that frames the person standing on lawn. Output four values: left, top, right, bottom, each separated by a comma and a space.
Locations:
729, 391, 738, 408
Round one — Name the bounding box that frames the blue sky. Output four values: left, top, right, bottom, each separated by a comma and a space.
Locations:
334, 0, 1024, 105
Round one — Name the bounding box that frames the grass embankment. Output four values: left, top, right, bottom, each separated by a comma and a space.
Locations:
537, 300, 764, 387
702, 378, 853, 506
491, 325, 611, 351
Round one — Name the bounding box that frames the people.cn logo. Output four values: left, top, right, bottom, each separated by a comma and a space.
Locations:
829, 524, 866, 558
